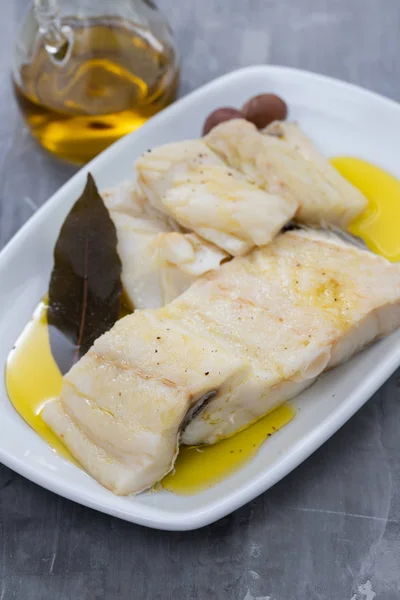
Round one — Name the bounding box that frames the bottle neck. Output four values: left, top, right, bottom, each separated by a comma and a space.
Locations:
34, 0, 72, 62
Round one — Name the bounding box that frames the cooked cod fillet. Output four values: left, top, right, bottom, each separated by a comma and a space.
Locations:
43, 318, 247, 494
42, 230, 400, 494
155, 232, 228, 276
264, 120, 369, 220
205, 119, 367, 227
103, 182, 227, 309
136, 139, 297, 255
181, 229, 400, 443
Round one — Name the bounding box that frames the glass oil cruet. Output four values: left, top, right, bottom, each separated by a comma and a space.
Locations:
12, 0, 179, 164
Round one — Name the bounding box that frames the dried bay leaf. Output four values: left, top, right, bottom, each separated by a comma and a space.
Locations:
48, 173, 122, 374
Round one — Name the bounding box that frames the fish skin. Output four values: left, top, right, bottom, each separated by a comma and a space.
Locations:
42, 230, 400, 494
136, 139, 297, 256
206, 119, 367, 228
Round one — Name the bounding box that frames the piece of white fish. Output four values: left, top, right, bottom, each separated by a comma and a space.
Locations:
42, 230, 400, 494
136, 139, 297, 255
43, 315, 246, 494
181, 228, 400, 443
155, 231, 228, 276
264, 120, 369, 225
206, 119, 367, 228
103, 182, 228, 309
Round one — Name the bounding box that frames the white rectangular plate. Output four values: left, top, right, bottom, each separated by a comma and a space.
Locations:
1, 65, 400, 531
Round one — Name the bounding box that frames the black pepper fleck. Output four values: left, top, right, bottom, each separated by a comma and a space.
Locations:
205, 372, 209, 376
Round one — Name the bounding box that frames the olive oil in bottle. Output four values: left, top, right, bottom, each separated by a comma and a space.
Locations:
13, 16, 179, 164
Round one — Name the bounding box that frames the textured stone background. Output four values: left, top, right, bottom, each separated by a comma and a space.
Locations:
1, 1, 400, 598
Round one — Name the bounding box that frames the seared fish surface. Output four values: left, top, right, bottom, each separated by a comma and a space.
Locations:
42, 230, 400, 494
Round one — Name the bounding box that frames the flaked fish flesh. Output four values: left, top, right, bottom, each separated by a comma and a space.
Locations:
206, 119, 367, 228
43, 229, 400, 494
136, 139, 297, 255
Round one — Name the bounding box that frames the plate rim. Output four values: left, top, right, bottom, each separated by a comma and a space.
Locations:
1, 64, 400, 531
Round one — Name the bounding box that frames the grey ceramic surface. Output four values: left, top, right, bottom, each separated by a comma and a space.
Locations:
1, 1, 400, 598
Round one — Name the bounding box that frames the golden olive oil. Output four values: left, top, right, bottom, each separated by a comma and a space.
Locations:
161, 404, 295, 494
331, 157, 400, 261
13, 17, 178, 164
5, 300, 295, 492
6, 157, 400, 493
5, 300, 76, 463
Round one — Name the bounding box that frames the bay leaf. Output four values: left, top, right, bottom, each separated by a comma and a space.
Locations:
48, 173, 122, 374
